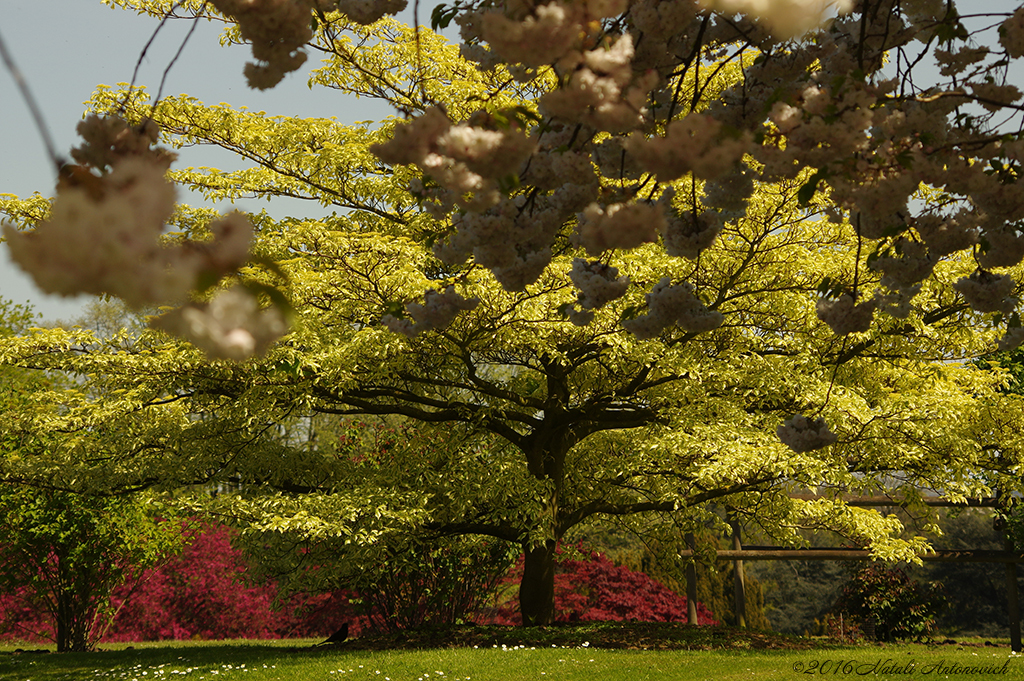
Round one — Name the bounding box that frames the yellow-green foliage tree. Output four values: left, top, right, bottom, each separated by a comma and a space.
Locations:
0, 301, 186, 651
2, 3, 1024, 626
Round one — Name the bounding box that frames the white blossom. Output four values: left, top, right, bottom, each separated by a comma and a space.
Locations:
953, 270, 1018, 314
869, 239, 934, 290
1000, 7, 1024, 58
383, 287, 480, 337
662, 209, 725, 259
624, 114, 751, 181
576, 201, 663, 255
4, 159, 254, 309
480, 3, 582, 67
336, 0, 407, 25
623, 277, 723, 338
539, 36, 659, 132
816, 294, 875, 335
698, 0, 852, 39
777, 414, 838, 453
913, 212, 977, 257
151, 287, 288, 361
999, 326, 1024, 352
209, 0, 316, 89
970, 82, 1023, 112
978, 223, 1024, 269
569, 258, 630, 310
874, 284, 920, 320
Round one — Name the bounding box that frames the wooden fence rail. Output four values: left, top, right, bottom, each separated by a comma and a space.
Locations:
683, 496, 1021, 651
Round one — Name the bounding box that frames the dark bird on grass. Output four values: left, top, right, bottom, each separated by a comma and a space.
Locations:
321, 622, 349, 645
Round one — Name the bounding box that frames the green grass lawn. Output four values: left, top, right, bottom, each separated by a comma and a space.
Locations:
1, 638, 1021, 681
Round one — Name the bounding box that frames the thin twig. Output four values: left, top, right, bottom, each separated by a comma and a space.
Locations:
151, 2, 209, 116
414, 0, 427, 103
121, 0, 188, 114
0, 27, 64, 171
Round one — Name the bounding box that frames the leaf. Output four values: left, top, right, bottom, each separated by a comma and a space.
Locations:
797, 169, 826, 206
431, 3, 460, 30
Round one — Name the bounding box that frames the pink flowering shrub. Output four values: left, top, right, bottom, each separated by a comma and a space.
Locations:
478, 546, 717, 626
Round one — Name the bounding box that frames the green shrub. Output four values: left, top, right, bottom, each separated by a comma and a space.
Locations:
832, 564, 945, 642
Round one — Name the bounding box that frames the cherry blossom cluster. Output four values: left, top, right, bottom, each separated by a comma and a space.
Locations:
4, 116, 251, 309
622, 277, 724, 339
953, 270, 1018, 315
576, 201, 663, 255
565, 258, 630, 325
209, 0, 336, 89
1000, 6, 1024, 58
815, 293, 875, 337
662, 208, 725, 260
538, 34, 661, 133
152, 287, 289, 361
372, 107, 537, 212
14, 1, 1024, 417
383, 287, 481, 337
624, 114, 751, 182
356, 0, 1024, 358
776, 414, 838, 453
335, 0, 408, 25
701, 0, 852, 39
3, 115, 286, 360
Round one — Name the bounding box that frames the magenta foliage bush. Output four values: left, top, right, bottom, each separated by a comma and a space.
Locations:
0, 584, 51, 642
106, 524, 275, 641
1, 528, 715, 643
478, 545, 718, 626
105, 523, 358, 641
1, 523, 359, 643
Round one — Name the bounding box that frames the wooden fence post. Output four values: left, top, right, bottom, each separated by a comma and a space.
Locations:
1005, 537, 1020, 653
685, 532, 698, 625
730, 516, 747, 628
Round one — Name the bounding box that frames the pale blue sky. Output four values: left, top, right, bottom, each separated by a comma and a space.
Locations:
0, 0, 398, 322
3, 2, 1019, 323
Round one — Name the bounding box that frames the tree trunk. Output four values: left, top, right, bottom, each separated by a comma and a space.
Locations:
55, 591, 71, 652
519, 540, 557, 626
